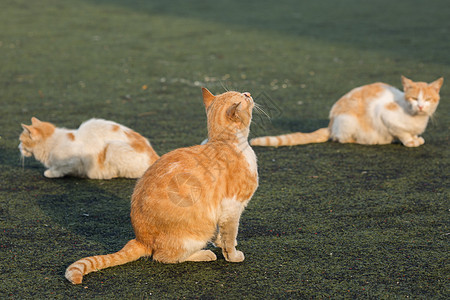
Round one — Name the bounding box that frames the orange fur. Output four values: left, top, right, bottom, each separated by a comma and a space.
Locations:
65, 88, 258, 284
65, 239, 148, 285
329, 83, 384, 132
125, 130, 159, 162
250, 128, 329, 147
251, 76, 443, 147
385, 102, 398, 111
19, 119, 56, 158
21, 118, 56, 145
97, 145, 108, 169
403, 76, 442, 104
67, 132, 75, 141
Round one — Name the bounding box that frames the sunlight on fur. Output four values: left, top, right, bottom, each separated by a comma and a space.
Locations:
251, 76, 443, 147
65, 88, 259, 284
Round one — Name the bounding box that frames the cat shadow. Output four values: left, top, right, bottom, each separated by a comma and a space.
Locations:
36, 176, 136, 251
0, 145, 136, 264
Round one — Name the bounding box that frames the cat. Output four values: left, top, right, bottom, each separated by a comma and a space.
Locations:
250, 76, 443, 147
19, 117, 159, 179
65, 88, 258, 284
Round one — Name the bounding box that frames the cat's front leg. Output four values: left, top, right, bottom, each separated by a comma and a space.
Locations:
220, 230, 244, 263
44, 168, 64, 178
217, 199, 245, 262
213, 232, 237, 248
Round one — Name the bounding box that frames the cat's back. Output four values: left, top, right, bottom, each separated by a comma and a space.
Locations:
330, 82, 398, 117
132, 144, 223, 220
138, 143, 241, 184
134, 141, 256, 206
78, 118, 126, 135
76, 118, 139, 144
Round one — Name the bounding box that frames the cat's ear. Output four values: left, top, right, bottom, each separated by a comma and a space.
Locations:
202, 87, 215, 109
429, 77, 444, 92
21, 124, 31, 134
401, 75, 413, 90
21, 124, 37, 138
31, 117, 41, 125
226, 102, 241, 122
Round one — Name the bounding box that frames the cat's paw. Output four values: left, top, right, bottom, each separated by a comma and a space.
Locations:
403, 137, 425, 147
199, 250, 217, 261
223, 249, 245, 262
186, 250, 217, 262
44, 169, 63, 178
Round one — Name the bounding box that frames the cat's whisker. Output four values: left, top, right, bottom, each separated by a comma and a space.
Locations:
220, 81, 229, 92
255, 108, 270, 120
254, 102, 267, 113
253, 103, 271, 119
429, 113, 438, 126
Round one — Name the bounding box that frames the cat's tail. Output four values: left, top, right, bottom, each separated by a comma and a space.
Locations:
65, 239, 150, 284
250, 128, 330, 147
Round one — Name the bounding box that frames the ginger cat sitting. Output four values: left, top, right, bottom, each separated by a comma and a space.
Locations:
19, 118, 159, 179
251, 76, 443, 147
65, 88, 258, 284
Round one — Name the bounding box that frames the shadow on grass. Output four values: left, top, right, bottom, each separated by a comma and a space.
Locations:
1, 144, 136, 252
36, 182, 134, 251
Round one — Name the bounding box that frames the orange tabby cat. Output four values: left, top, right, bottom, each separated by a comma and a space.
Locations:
65, 88, 258, 284
251, 76, 443, 147
19, 118, 159, 179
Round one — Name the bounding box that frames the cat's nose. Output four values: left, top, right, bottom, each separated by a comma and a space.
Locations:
418, 105, 424, 111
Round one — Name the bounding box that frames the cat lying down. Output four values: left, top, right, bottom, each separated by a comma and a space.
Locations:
251, 76, 443, 147
19, 117, 159, 179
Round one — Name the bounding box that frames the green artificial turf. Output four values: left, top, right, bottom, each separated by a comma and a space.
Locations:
1, 0, 449, 298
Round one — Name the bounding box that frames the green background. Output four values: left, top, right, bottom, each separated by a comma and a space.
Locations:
1, 0, 448, 298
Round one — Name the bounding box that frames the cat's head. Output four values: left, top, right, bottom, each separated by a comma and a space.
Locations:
19, 117, 55, 157
401, 76, 443, 116
202, 88, 254, 140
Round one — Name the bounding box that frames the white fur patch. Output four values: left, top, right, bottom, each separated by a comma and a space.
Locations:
372, 87, 429, 142
235, 130, 257, 175
220, 197, 246, 222
183, 239, 207, 255
241, 145, 257, 175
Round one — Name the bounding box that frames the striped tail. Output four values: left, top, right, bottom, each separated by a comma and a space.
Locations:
65, 239, 149, 284
250, 128, 330, 147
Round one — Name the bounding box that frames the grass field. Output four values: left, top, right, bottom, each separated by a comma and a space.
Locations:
1, 0, 449, 298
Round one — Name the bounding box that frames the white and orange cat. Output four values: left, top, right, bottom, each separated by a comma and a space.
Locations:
251, 76, 443, 147
65, 88, 258, 284
19, 118, 159, 179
